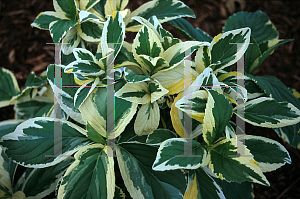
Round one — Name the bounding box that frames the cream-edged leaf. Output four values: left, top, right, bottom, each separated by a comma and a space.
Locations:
0, 117, 91, 168
134, 102, 160, 135
235, 97, 300, 128
242, 135, 291, 172
209, 138, 269, 186
57, 144, 115, 199
202, 90, 233, 145
115, 82, 150, 104
153, 138, 210, 171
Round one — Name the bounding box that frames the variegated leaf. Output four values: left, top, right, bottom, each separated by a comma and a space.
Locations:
31, 11, 67, 30
116, 143, 186, 199
21, 158, 73, 199
151, 61, 198, 95
49, 19, 77, 43
125, 70, 150, 83
80, 81, 137, 138
0, 119, 25, 140
57, 144, 115, 199
0, 117, 91, 168
163, 41, 210, 69
184, 168, 226, 199
61, 28, 81, 55
14, 96, 54, 119
125, 0, 195, 32
209, 138, 269, 186
115, 82, 150, 104
149, 80, 169, 103
209, 27, 251, 72
235, 97, 300, 128
153, 138, 210, 171
195, 45, 211, 74
223, 11, 278, 45
53, 0, 77, 20
242, 135, 291, 172
175, 90, 208, 123
79, 0, 101, 11
77, 20, 103, 42
86, 122, 106, 144
202, 90, 233, 145
101, 11, 125, 57
104, 0, 129, 18
74, 78, 99, 109
134, 102, 160, 135
47, 64, 84, 124
186, 67, 222, 94
170, 92, 203, 138
64, 60, 104, 76
0, 147, 17, 196
79, 10, 104, 23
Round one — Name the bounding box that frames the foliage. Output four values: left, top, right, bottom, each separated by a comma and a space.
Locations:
0, 0, 299, 198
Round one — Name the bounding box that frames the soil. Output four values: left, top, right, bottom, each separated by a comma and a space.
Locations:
0, 0, 299, 198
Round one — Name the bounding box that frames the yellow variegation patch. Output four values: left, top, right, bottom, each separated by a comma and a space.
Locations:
183, 175, 198, 199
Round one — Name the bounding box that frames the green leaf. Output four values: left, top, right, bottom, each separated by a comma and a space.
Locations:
248, 75, 300, 148
247, 38, 292, 74
214, 178, 254, 199
209, 138, 269, 186
202, 90, 233, 145
223, 11, 278, 44
243, 135, 291, 172
14, 97, 54, 119
86, 122, 106, 144
125, 0, 195, 31
54, 0, 77, 20
57, 144, 115, 199
22, 158, 73, 198
236, 97, 300, 128
49, 19, 77, 43
153, 138, 209, 170
168, 18, 212, 42
116, 142, 187, 199
146, 129, 177, 145
0, 67, 20, 108
210, 27, 251, 72
1, 117, 91, 168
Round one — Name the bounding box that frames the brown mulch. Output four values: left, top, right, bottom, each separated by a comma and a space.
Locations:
0, 0, 299, 198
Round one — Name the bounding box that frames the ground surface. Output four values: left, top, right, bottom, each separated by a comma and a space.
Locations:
0, 0, 300, 198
